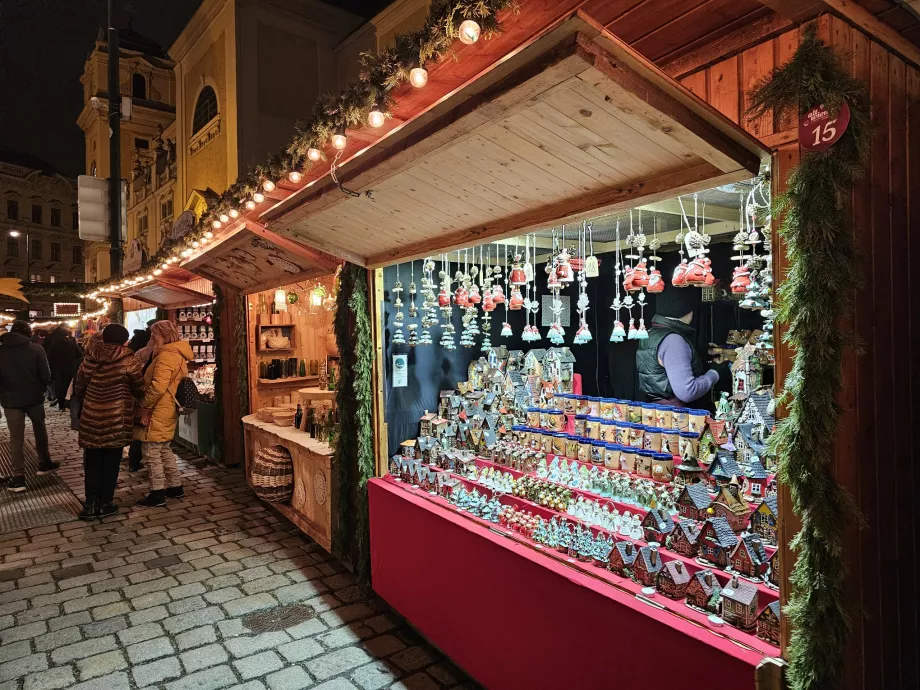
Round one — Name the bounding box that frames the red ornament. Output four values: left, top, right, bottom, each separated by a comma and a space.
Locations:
799, 103, 850, 152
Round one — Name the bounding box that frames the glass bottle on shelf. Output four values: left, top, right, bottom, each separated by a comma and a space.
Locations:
294, 403, 303, 430
327, 365, 336, 391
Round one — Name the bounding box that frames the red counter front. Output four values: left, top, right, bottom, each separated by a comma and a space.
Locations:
370, 478, 765, 690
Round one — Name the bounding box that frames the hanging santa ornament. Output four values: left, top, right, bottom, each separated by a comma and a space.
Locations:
610, 221, 627, 342
573, 221, 592, 344
454, 249, 469, 307
683, 194, 715, 287
547, 230, 566, 345
672, 196, 691, 288
509, 249, 527, 286
623, 210, 648, 292
555, 225, 575, 283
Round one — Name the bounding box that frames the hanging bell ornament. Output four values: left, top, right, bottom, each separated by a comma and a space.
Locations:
610, 320, 626, 342
635, 319, 649, 340
626, 319, 637, 340
501, 322, 513, 337
646, 269, 664, 294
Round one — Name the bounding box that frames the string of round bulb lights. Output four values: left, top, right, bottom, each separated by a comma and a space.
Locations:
84, 0, 513, 297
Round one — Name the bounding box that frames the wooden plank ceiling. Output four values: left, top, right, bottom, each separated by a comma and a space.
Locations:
267, 13, 766, 268
123, 282, 213, 310
184, 223, 339, 295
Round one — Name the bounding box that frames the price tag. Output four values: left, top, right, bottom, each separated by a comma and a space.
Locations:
799, 103, 850, 151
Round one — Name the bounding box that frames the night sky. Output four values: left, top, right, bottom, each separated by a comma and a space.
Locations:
0, 0, 387, 178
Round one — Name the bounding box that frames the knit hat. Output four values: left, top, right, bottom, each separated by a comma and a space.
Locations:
9, 320, 31, 337
653, 286, 702, 318
102, 323, 130, 345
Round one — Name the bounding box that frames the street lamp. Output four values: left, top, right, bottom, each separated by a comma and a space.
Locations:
7, 220, 30, 283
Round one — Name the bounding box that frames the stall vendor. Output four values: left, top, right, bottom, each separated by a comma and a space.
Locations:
636, 287, 725, 407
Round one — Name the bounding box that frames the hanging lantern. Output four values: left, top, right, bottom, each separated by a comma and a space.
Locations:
228, 209, 240, 218
253, 192, 265, 203
409, 67, 428, 88
458, 19, 481, 45
307, 147, 322, 162
262, 179, 276, 193
288, 171, 302, 183
331, 123, 347, 150
368, 104, 386, 128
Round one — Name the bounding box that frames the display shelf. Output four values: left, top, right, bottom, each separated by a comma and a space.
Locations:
298, 387, 337, 401
242, 414, 332, 456
257, 376, 319, 386
256, 348, 294, 354
371, 478, 769, 690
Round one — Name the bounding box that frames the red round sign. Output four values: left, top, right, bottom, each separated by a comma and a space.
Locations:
799, 103, 850, 151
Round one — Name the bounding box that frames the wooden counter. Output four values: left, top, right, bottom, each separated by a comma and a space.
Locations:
242, 415, 336, 552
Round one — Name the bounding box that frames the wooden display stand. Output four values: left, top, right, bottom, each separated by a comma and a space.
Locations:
243, 415, 336, 552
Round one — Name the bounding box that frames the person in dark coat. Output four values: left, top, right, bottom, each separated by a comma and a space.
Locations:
0, 321, 60, 492
125, 326, 153, 472
44, 326, 83, 410
73, 325, 145, 519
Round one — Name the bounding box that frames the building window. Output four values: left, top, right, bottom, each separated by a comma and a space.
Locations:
51, 208, 61, 227
73, 211, 79, 229
138, 212, 149, 236
30, 273, 42, 283
51, 242, 61, 262
6, 199, 18, 220
31, 239, 42, 259
132, 73, 147, 99
49, 275, 58, 283
135, 138, 149, 150
161, 198, 173, 221
7, 237, 18, 257
72, 245, 83, 264
192, 86, 218, 134
72, 276, 82, 283
31, 204, 42, 224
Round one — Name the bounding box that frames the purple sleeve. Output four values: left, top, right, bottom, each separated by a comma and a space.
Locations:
657, 333, 719, 404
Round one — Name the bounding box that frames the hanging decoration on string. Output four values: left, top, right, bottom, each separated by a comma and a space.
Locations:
546, 227, 566, 345
480, 246, 493, 352
391, 264, 405, 345
406, 261, 418, 346
438, 253, 456, 351
573, 221, 592, 345
731, 192, 754, 296
647, 216, 664, 294
522, 235, 541, 342
419, 257, 436, 345
609, 221, 627, 343
500, 244, 513, 337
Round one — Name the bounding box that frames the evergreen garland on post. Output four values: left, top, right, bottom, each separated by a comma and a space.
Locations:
748, 24, 869, 690
332, 264, 376, 581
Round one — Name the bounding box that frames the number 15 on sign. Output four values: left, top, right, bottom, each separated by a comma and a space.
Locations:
799, 103, 850, 152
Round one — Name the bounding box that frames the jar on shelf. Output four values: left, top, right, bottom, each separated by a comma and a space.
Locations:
547, 409, 565, 433
679, 431, 699, 460
551, 432, 566, 457
655, 406, 673, 430
600, 398, 615, 420
178, 309, 187, 321
559, 393, 576, 415
613, 399, 628, 422
574, 414, 588, 437
643, 427, 662, 453
585, 416, 601, 440
651, 453, 674, 483
577, 438, 592, 464
590, 440, 606, 466
604, 443, 621, 470
600, 419, 616, 443
527, 407, 541, 428
575, 396, 590, 416
641, 403, 657, 427
673, 408, 690, 432
615, 421, 631, 446
620, 447, 637, 473
687, 409, 708, 435
540, 431, 553, 455
660, 429, 679, 456
635, 450, 653, 478
564, 435, 580, 459
628, 424, 645, 449
626, 402, 643, 424
586, 397, 601, 417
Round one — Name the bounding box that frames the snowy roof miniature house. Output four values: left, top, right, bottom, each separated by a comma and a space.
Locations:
708, 451, 744, 486
507, 350, 525, 371
730, 534, 769, 578
487, 346, 509, 370
669, 519, 702, 557
731, 343, 762, 398
658, 560, 692, 600
524, 349, 546, 375
738, 387, 775, 432
736, 423, 769, 460
712, 478, 750, 532
634, 545, 664, 587
720, 575, 759, 630
641, 508, 676, 543
677, 482, 713, 521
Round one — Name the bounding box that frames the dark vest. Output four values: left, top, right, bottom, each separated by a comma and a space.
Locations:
636, 314, 706, 402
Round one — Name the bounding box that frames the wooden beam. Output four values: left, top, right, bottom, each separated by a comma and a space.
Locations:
760, 0, 920, 70
369, 268, 388, 477
241, 220, 341, 271
365, 162, 752, 267
267, 226, 369, 267
239, 267, 332, 296
658, 11, 794, 79
636, 200, 741, 222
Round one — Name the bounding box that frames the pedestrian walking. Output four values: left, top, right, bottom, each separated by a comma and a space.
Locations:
134, 320, 192, 507
44, 325, 83, 410
125, 322, 154, 472
73, 325, 145, 519
0, 320, 59, 492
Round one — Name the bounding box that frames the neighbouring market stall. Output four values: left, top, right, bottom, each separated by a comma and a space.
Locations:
77, 1, 920, 688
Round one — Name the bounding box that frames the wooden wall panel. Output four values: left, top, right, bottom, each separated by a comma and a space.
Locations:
677, 19, 918, 688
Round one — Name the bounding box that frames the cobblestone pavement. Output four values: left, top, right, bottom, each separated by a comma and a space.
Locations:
0, 406, 474, 690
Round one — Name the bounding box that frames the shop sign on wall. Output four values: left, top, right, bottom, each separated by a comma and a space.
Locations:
799, 102, 850, 151
393, 354, 408, 388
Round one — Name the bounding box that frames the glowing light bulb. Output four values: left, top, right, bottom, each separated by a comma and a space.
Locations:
199, 236, 208, 244
212, 220, 222, 229
228, 208, 239, 218
409, 67, 428, 88
458, 19, 481, 45
307, 147, 322, 162
253, 192, 265, 203
245, 200, 256, 210
331, 128, 347, 150
182, 249, 192, 257
154, 268, 162, 275
288, 170, 302, 183
192, 241, 200, 248
368, 109, 385, 128
204, 231, 214, 239
219, 213, 229, 223
263, 179, 276, 193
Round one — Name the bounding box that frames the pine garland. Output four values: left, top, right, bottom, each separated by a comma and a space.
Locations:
86, 0, 516, 295
331, 264, 376, 581
748, 24, 869, 690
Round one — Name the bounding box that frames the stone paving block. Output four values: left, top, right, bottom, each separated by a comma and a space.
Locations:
313, 679, 360, 690
388, 647, 435, 674
21, 665, 75, 690
0, 620, 47, 645
169, 582, 206, 600
222, 593, 277, 618
0, 653, 49, 683
209, 561, 244, 577
165, 664, 238, 690
51, 634, 118, 664
0, 600, 28, 616
131, 590, 170, 610
349, 662, 401, 690
89, 576, 129, 594
240, 574, 290, 596
277, 638, 324, 663
390, 672, 440, 690
34, 625, 83, 652
168, 594, 207, 615
176, 625, 217, 651
123, 576, 178, 599
129, 604, 169, 626
287, 617, 327, 640
363, 635, 406, 659
0, 640, 32, 664
176, 569, 210, 584
116, 622, 164, 646
306, 647, 373, 681
163, 605, 225, 634
274, 582, 326, 606
320, 604, 374, 629
318, 623, 374, 650
127, 636, 175, 664
71, 671, 131, 690
266, 665, 314, 690
91, 601, 131, 621
364, 615, 398, 635
132, 656, 182, 686
76, 650, 127, 680
224, 631, 291, 659
234, 651, 284, 681
63, 591, 122, 614
205, 586, 244, 604
82, 615, 128, 638
16, 604, 59, 625
180, 642, 228, 672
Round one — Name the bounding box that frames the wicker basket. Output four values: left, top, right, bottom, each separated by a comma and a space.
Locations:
266, 336, 290, 349
251, 444, 294, 503
272, 411, 295, 427
258, 407, 285, 423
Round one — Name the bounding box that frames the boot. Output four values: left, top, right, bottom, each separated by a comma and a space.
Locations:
78, 497, 99, 521
136, 490, 166, 508
96, 503, 119, 519
165, 486, 185, 499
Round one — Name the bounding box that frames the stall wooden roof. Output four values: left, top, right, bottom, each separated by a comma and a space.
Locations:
263, 12, 767, 268
122, 281, 213, 310
184, 221, 339, 294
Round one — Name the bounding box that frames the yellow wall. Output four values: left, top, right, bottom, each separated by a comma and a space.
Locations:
183, 31, 229, 200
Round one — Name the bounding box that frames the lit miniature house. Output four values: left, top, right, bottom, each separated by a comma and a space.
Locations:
738, 387, 775, 431
698, 517, 738, 568
720, 576, 759, 631
707, 451, 744, 488
633, 545, 664, 587
757, 601, 781, 646
419, 410, 437, 437
543, 347, 576, 393
610, 540, 638, 578
667, 519, 702, 557
741, 458, 769, 498
641, 508, 676, 544
685, 569, 720, 613
676, 483, 712, 522
729, 534, 769, 579
711, 478, 750, 532
657, 560, 692, 600
523, 349, 546, 377
749, 495, 779, 546
735, 423, 769, 467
